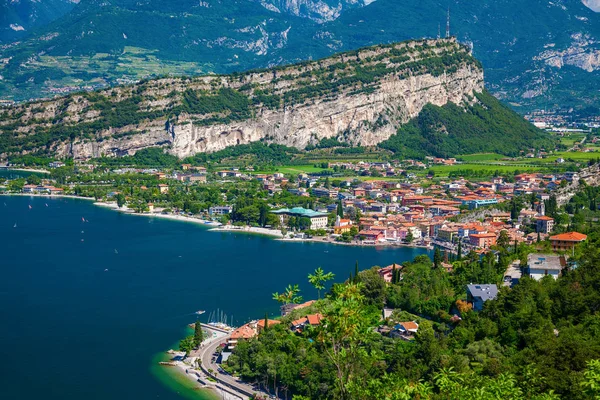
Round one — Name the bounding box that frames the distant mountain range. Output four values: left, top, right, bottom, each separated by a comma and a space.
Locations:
0, 0, 78, 42
0, 0, 599, 113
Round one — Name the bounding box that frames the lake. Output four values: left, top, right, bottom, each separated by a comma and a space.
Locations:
0, 195, 429, 399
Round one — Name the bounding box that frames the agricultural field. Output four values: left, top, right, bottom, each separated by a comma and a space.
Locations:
252, 165, 332, 175
456, 153, 505, 162
1, 46, 214, 100
425, 163, 545, 177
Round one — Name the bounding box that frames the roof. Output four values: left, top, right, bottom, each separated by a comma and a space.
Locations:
467, 284, 498, 302
291, 313, 323, 327
295, 300, 316, 309
527, 253, 565, 271
470, 233, 497, 238
550, 232, 587, 242
291, 317, 308, 327
399, 321, 419, 331
306, 313, 323, 325
535, 216, 554, 221
257, 319, 281, 329
230, 323, 256, 340
271, 207, 328, 218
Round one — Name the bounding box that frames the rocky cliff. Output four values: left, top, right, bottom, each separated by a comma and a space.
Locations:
0, 38, 483, 160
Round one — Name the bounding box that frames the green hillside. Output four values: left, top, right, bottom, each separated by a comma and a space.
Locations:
380, 91, 556, 158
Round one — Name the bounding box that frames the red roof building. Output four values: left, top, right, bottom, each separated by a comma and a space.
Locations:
550, 232, 587, 252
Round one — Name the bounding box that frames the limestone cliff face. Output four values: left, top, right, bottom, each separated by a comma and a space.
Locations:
0, 38, 484, 160
168, 65, 482, 158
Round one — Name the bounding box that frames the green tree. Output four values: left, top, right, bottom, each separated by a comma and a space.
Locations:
179, 335, 195, 355
193, 321, 204, 348
497, 230, 510, 250
582, 359, 600, 399
115, 193, 126, 208
337, 200, 344, 218
434, 247, 442, 268
272, 284, 303, 305
308, 267, 335, 299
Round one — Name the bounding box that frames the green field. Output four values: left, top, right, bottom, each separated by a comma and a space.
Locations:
253, 165, 332, 175
426, 163, 545, 177
558, 133, 587, 147
457, 153, 505, 162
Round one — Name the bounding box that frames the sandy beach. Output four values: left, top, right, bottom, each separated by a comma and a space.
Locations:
93, 201, 222, 226
209, 225, 283, 238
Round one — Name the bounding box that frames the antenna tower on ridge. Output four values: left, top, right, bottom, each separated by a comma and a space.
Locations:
446, 7, 451, 38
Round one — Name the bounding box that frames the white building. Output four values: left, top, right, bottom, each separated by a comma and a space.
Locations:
527, 253, 564, 280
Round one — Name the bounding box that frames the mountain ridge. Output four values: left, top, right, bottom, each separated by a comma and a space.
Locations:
0, 38, 490, 160
1, 0, 599, 112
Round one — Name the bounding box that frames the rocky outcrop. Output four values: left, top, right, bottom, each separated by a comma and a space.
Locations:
536, 33, 600, 73
168, 65, 481, 158
254, 0, 375, 23
0, 38, 484, 160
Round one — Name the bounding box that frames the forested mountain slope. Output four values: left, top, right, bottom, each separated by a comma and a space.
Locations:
0, 0, 598, 112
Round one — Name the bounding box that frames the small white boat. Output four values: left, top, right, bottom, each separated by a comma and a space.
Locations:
195, 310, 205, 315
13, 223, 17, 228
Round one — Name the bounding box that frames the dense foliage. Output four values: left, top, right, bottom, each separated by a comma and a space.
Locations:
379, 90, 556, 158
184, 142, 300, 165
226, 231, 600, 399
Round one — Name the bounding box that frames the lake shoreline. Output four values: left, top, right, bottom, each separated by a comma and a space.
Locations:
2, 167, 51, 174
0, 193, 430, 250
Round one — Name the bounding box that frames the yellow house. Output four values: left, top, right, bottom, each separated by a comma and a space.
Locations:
334, 215, 353, 234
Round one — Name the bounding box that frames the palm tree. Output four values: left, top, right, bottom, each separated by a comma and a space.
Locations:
308, 267, 335, 299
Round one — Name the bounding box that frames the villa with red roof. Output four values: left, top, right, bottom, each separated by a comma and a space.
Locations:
550, 232, 587, 252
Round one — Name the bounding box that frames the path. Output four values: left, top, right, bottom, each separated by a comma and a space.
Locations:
195, 325, 263, 400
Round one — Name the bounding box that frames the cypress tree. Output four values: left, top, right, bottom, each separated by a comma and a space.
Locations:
337, 201, 344, 218
457, 241, 462, 261
433, 247, 442, 268
263, 312, 269, 332
354, 261, 359, 283
194, 320, 203, 348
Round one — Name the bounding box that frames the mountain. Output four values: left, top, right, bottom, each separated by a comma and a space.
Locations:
252, 0, 374, 23
380, 91, 554, 159
0, 0, 598, 111
0, 0, 78, 43
0, 38, 552, 162
583, 0, 600, 12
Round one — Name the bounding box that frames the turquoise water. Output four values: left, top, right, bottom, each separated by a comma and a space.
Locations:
0, 195, 429, 399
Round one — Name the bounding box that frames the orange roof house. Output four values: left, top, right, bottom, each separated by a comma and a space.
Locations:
280, 300, 316, 316
550, 232, 587, 252
290, 313, 323, 332
469, 232, 497, 249
379, 264, 403, 283
257, 319, 281, 332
